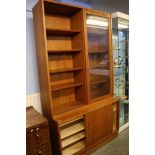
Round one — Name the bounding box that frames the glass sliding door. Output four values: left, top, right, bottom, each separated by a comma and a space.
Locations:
86, 15, 111, 100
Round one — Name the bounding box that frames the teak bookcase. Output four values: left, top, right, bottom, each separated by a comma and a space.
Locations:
33, 0, 119, 154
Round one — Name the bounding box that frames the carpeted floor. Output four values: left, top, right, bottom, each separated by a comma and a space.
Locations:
91, 128, 129, 155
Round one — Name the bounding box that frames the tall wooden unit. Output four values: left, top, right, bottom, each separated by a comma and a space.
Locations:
33, 0, 119, 154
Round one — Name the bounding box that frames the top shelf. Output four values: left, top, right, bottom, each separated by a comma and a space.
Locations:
46, 28, 80, 37
44, 1, 81, 16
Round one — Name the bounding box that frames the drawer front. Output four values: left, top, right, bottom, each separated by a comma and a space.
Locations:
27, 143, 52, 155
27, 124, 50, 150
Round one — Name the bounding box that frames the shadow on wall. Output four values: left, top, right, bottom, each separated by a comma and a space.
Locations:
26, 12, 40, 95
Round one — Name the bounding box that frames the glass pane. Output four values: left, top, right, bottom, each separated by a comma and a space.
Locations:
112, 16, 129, 127
86, 15, 110, 100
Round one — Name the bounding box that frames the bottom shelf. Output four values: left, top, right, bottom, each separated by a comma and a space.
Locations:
53, 101, 85, 116
62, 131, 85, 148
62, 141, 85, 155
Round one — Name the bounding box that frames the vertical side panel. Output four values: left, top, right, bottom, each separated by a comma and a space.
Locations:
32, 0, 52, 119
117, 101, 120, 130
108, 14, 114, 95
71, 9, 88, 104
82, 10, 91, 102
49, 120, 62, 155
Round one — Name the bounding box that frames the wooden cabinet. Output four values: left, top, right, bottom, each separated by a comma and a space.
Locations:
85, 104, 113, 146
32, 0, 119, 154
27, 143, 52, 155
26, 107, 52, 155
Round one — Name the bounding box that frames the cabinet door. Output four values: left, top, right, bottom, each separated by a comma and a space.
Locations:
84, 11, 113, 101
85, 104, 113, 146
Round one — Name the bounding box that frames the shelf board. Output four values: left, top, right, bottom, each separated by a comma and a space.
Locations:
60, 116, 84, 127
91, 79, 108, 85
49, 67, 82, 74
60, 122, 85, 139
89, 51, 108, 54
114, 65, 128, 68
48, 49, 82, 53
51, 82, 84, 91
46, 28, 80, 36
53, 101, 85, 116
90, 64, 108, 69
62, 132, 85, 148
62, 141, 85, 155
87, 27, 108, 36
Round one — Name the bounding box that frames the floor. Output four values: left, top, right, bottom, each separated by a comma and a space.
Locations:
91, 128, 129, 155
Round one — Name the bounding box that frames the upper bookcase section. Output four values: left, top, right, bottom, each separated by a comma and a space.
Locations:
44, 0, 81, 16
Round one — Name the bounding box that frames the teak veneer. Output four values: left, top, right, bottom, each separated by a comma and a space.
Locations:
33, 0, 119, 154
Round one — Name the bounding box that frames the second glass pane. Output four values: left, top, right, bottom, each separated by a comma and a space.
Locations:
86, 15, 110, 100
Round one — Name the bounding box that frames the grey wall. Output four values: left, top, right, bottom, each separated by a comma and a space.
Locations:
91, 0, 129, 14
26, 0, 128, 95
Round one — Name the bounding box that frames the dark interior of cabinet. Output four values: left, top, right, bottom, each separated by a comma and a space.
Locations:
44, 2, 86, 115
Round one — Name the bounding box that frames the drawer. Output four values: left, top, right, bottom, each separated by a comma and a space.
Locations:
27, 123, 50, 150
27, 143, 52, 155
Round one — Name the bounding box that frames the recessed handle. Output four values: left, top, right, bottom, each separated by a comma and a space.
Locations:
38, 150, 42, 154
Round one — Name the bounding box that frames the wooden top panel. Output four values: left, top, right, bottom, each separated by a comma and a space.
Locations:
26, 107, 47, 129
43, 0, 110, 17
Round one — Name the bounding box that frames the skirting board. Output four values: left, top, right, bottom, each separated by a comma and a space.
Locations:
26, 93, 42, 114
119, 122, 129, 133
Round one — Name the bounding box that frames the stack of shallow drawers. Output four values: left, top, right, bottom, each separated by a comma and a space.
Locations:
26, 106, 52, 155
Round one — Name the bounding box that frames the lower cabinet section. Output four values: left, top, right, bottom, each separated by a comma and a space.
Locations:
55, 101, 119, 155
85, 104, 113, 146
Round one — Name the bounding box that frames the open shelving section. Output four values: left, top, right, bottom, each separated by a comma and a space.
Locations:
59, 116, 86, 155
44, 1, 87, 116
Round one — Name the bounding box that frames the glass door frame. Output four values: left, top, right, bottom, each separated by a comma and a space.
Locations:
83, 9, 114, 103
